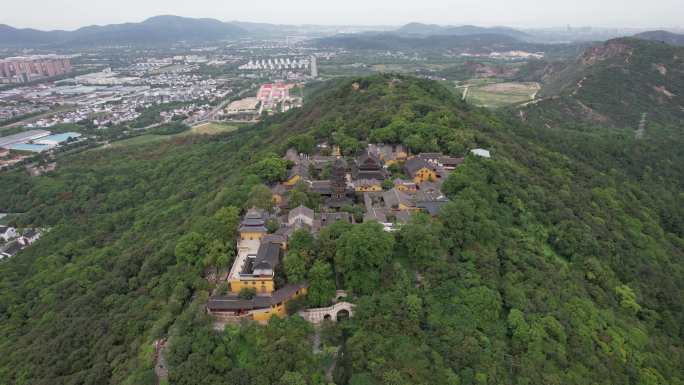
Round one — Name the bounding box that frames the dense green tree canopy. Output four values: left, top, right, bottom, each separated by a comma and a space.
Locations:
335, 222, 395, 296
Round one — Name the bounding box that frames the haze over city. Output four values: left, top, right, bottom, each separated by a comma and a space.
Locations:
2, 0, 684, 30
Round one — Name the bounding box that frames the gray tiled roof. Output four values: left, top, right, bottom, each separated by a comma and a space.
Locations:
382, 188, 414, 209
288, 163, 309, 179
240, 208, 268, 233
403, 157, 433, 176
1, 241, 22, 256
207, 283, 308, 311
289, 205, 314, 221
249, 241, 281, 275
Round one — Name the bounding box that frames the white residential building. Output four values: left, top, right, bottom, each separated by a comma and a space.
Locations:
471, 149, 492, 158
0, 226, 18, 242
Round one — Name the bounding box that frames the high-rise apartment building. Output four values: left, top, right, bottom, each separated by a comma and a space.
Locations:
310, 55, 318, 78
0, 55, 72, 84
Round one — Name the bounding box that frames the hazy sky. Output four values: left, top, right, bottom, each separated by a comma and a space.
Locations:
2, 0, 682, 30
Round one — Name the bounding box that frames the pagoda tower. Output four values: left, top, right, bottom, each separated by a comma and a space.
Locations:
327, 157, 350, 207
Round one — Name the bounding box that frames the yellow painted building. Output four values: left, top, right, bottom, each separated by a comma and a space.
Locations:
355, 179, 383, 192
240, 231, 265, 241
230, 240, 281, 294
284, 164, 309, 187
230, 277, 275, 294
207, 285, 309, 324
404, 158, 440, 184
411, 167, 439, 184
284, 175, 300, 187
207, 208, 308, 325
272, 193, 283, 206
394, 179, 417, 193
252, 286, 308, 323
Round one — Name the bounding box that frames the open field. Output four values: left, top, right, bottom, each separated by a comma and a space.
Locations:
106, 122, 242, 149
106, 134, 175, 148
466, 81, 540, 108
189, 122, 240, 135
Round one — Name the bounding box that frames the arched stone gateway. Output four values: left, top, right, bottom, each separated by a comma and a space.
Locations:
336, 309, 350, 322
298, 302, 354, 324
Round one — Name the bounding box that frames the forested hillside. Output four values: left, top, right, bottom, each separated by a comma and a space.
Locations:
635, 31, 684, 47
0, 74, 682, 385
524, 38, 684, 129
314, 33, 530, 53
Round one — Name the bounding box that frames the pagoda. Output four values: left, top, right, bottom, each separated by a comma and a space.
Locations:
326, 157, 351, 207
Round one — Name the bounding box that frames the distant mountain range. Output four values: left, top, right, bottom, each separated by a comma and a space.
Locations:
634, 30, 684, 47
314, 32, 530, 52
0, 17, 537, 48
394, 22, 531, 40
0, 16, 254, 47
3, 17, 682, 49
312, 23, 572, 51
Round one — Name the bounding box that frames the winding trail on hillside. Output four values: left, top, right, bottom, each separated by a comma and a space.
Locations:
572, 77, 587, 96
636, 112, 647, 139
154, 339, 169, 385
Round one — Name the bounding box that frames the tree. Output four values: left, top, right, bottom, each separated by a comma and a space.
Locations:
336, 134, 362, 156
284, 250, 307, 284
335, 222, 394, 295
204, 240, 233, 279
175, 232, 207, 266
288, 189, 309, 210
214, 206, 240, 238
396, 213, 445, 267
317, 220, 354, 266
191, 216, 226, 243
341, 205, 365, 223
307, 260, 336, 307
287, 134, 316, 155
246, 184, 274, 212
251, 155, 287, 183
369, 125, 398, 144
614, 284, 641, 315
279, 371, 306, 385
403, 134, 425, 154
289, 230, 315, 257
382, 369, 408, 385
438, 199, 497, 250
266, 218, 280, 233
